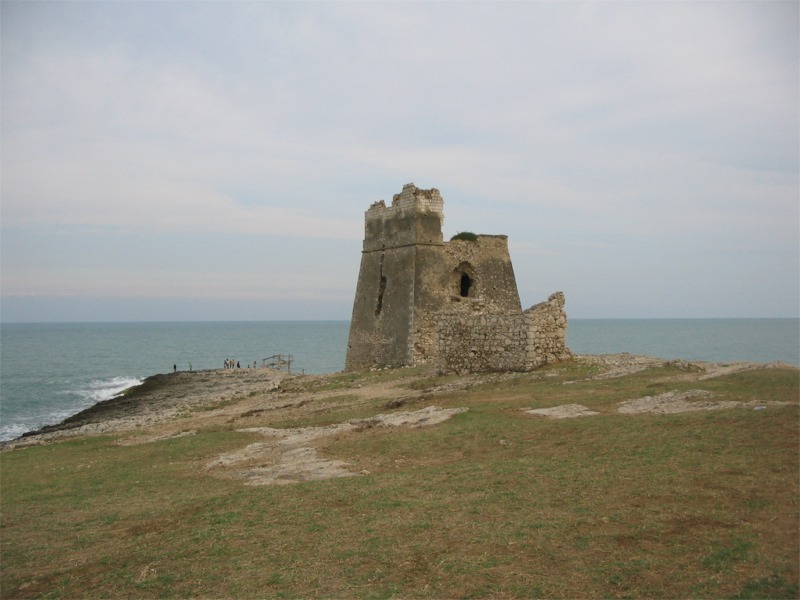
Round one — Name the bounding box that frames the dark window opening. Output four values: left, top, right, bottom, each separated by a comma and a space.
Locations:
460, 274, 472, 298
375, 275, 387, 316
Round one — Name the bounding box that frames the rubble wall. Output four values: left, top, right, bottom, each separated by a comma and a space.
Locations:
434, 311, 531, 374
524, 291, 572, 368
435, 292, 571, 374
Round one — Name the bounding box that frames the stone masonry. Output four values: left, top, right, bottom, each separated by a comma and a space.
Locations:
345, 183, 571, 373
525, 291, 571, 368
435, 292, 571, 374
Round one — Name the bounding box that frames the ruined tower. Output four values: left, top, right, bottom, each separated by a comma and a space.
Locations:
345, 183, 570, 373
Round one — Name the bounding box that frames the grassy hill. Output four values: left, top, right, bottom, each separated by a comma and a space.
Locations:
2, 356, 798, 598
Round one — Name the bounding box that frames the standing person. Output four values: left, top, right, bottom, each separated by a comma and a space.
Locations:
173, 364, 177, 373
189, 362, 193, 371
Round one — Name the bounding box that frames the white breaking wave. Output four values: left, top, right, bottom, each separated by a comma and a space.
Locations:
0, 423, 33, 442
0, 376, 144, 442
74, 376, 144, 404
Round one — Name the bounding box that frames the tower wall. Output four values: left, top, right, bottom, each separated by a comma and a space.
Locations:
345, 184, 444, 371
442, 236, 522, 312
345, 245, 416, 370
408, 236, 522, 365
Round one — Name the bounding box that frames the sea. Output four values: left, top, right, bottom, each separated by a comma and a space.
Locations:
1, 319, 798, 442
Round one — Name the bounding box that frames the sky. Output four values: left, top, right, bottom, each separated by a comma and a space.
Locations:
1, 1, 798, 322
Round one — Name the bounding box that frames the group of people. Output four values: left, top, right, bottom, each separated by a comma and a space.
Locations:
223, 359, 260, 369
172, 359, 267, 373
172, 360, 259, 373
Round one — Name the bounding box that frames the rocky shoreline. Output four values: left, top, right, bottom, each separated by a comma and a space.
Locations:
2, 368, 290, 450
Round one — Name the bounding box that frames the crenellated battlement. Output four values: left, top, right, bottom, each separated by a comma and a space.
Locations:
366, 183, 444, 221
363, 183, 444, 251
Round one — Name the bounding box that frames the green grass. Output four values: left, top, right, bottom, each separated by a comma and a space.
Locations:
290, 366, 432, 394
2, 363, 798, 598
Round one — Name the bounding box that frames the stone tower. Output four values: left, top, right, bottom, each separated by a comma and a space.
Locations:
345, 183, 448, 370
345, 183, 539, 372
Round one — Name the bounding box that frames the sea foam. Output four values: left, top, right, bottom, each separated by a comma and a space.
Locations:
74, 376, 143, 404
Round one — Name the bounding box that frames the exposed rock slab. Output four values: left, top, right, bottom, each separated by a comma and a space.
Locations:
526, 389, 794, 420
525, 404, 600, 419
207, 406, 468, 486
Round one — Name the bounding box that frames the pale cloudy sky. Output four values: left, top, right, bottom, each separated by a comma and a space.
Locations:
1, 1, 797, 322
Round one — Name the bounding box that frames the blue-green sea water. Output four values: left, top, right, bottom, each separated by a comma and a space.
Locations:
1, 319, 797, 441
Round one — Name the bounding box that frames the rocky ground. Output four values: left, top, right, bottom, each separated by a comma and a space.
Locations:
3, 353, 794, 486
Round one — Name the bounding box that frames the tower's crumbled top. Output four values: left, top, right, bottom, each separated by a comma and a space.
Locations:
367, 183, 443, 218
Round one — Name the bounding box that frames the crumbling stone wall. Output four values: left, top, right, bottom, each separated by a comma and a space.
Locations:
408, 235, 522, 366
434, 291, 571, 374
441, 236, 522, 312
435, 311, 531, 374
524, 292, 572, 368
363, 184, 444, 252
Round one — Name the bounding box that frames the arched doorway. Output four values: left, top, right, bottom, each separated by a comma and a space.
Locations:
451, 262, 476, 299
460, 273, 473, 297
